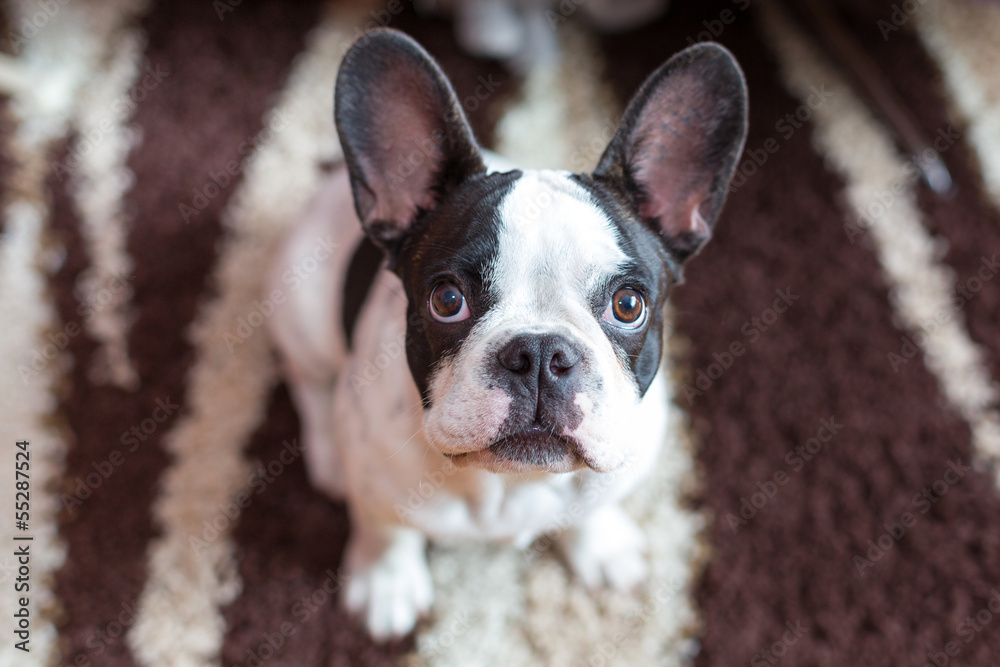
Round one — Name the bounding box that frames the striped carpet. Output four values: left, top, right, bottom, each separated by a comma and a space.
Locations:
1, 0, 999, 665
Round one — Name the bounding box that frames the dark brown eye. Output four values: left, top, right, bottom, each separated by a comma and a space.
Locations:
429, 282, 470, 322
603, 287, 646, 329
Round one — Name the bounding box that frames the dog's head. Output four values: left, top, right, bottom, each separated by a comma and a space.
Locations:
335, 30, 747, 474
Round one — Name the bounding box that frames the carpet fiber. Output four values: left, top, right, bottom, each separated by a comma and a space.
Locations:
1, 0, 1000, 665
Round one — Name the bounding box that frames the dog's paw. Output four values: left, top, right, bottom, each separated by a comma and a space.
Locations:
343, 529, 433, 640
558, 504, 649, 591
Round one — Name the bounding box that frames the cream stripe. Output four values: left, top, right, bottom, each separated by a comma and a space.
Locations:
126, 9, 363, 666
415, 25, 707, 667
493, 27, 618, 171
759, 2, 1000, 470
0, 1, 145, 664
915, 0, 1000, 210
68, 23, 149, 389
0, 173, 68, 667
0, 53, 31, 96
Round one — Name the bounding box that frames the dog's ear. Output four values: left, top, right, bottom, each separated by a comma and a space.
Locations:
593, 43, 748, 264
335, 29, 486, 259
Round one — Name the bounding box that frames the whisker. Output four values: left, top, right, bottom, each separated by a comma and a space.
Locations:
384, 423, 424, 461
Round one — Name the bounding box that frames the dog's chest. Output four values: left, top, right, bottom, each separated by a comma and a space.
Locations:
403, 465, 588, 546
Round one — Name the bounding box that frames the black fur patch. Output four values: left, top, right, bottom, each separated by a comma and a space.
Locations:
573, 172, 676, 396
341, 236, 384, 349
394, 169, 523, 402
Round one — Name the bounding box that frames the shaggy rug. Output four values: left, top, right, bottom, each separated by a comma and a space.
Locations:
1, 0, 1000, 665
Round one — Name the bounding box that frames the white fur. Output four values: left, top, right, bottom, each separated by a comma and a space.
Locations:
424, 171, 654, 473
267, 158, 667, 638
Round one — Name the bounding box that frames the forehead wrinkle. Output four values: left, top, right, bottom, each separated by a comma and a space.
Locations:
487, 171, 627, 312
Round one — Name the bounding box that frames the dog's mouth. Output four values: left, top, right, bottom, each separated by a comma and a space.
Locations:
444, 429, 587, 474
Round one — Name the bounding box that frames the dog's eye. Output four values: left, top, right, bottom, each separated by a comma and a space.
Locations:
603, 287, 646, 329
429, 282, 470, 322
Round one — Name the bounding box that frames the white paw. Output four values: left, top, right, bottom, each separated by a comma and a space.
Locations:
559, 505, 649, 591
343, 530, 433, 640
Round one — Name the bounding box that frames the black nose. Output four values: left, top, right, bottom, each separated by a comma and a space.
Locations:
496, 334, 581, 387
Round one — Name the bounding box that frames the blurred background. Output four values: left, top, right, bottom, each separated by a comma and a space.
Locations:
1, 0, 1000, 665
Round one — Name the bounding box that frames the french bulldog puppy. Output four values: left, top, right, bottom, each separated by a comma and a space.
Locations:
268, 28, 747, 639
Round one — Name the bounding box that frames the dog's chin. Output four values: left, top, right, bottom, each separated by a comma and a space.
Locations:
443, 432, 586, 474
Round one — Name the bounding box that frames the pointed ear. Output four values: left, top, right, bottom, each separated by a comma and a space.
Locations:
334, 29, 486, 258
593, 42, 748, 264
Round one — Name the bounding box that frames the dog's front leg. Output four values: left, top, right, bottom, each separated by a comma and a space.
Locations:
286, 371, 342, 499
558, 503, 649, 591
343, 521, 433, 640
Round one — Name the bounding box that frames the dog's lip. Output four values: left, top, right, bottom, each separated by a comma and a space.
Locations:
443, 429, 587, 473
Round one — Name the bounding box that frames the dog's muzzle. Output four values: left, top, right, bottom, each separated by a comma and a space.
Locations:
457, 332, 590, 472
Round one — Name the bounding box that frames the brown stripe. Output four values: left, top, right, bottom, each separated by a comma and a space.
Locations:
764, 0, 1000, 506
0, 8, 10, 55
827, 0, 1000, 406
596, 2, 1000, 665
48, 137, 149, 666
50, 1, 324, 664
217, 4, 518, 665
220, 386, 409, 666
0, 103, 13, 235
0, 0, 14, 236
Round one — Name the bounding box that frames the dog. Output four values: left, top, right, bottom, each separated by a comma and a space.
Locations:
268, 28, 747, 639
